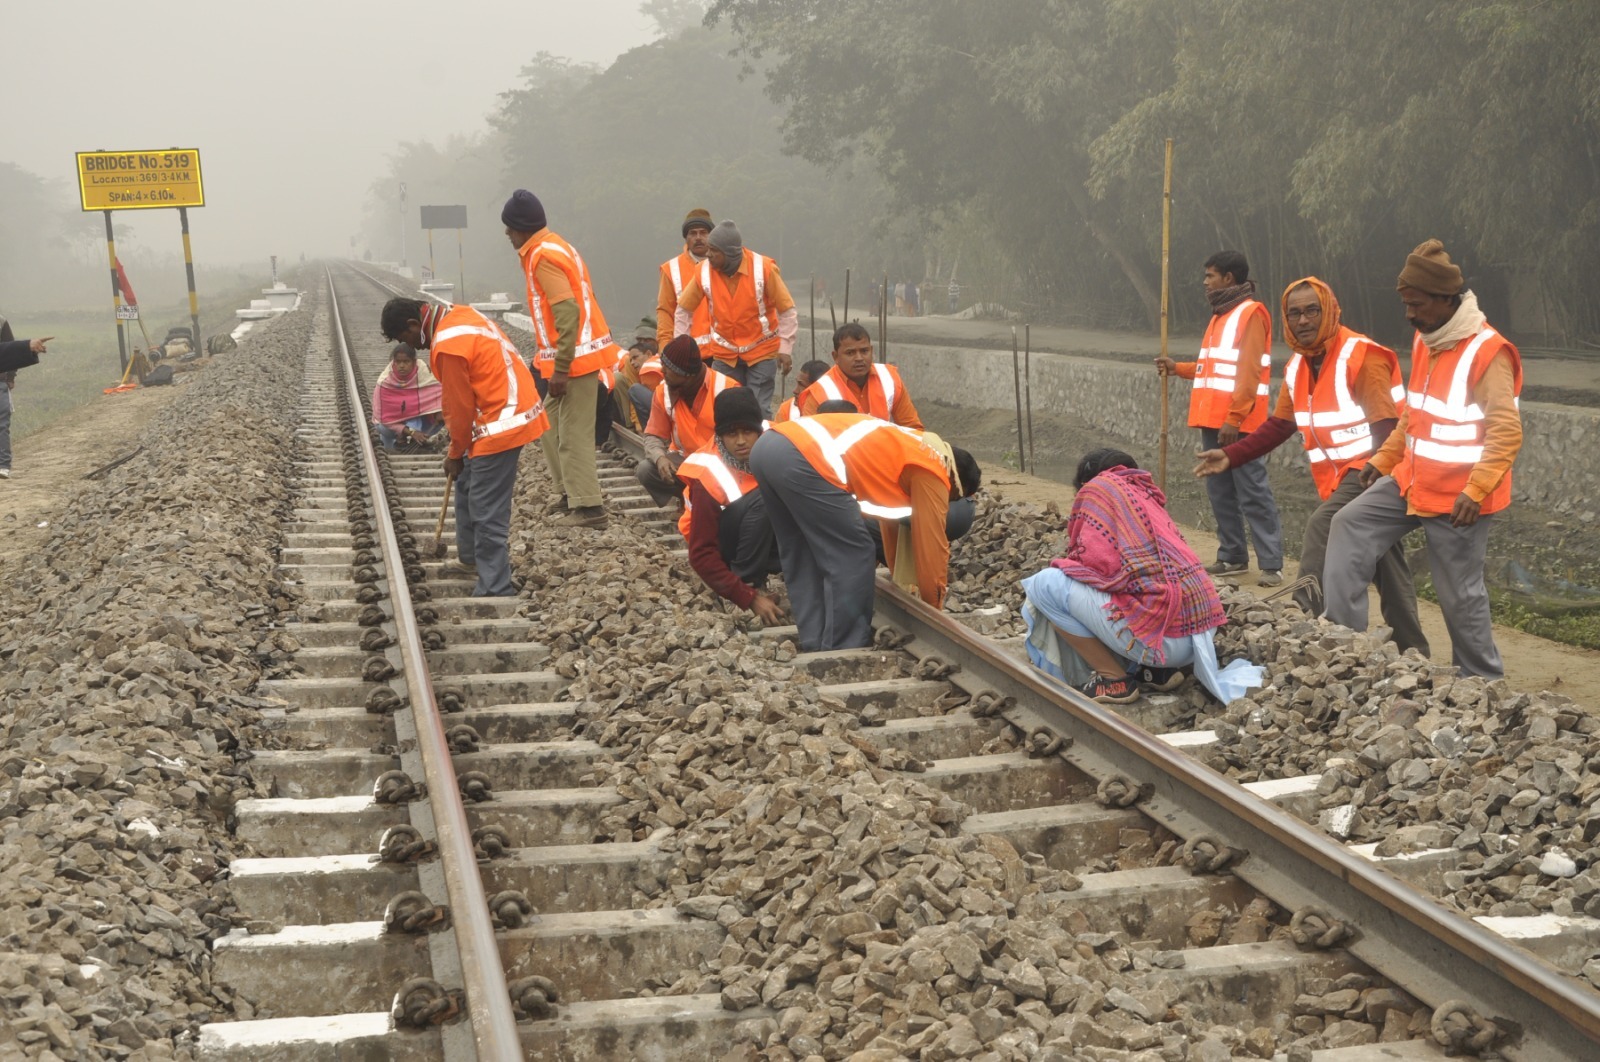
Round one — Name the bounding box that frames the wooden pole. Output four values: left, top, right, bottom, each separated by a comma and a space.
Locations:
1158, 137, 1174, 492
843, 268, 851, 323
810, 273, 817, 357
879, 272, 887, 361
829, 299, 837, 332
1011, 326, 1026, 474
1024, 323, 1034, 471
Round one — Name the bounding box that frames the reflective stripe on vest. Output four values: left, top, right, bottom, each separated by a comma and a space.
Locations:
699, 256, 777, 355
789, 416, 917, 519
1193, 302, 1271, 398
1286, 335, 1371, 465
668, 256, 684, 297
680, 451, 748, 506
525, 238, 614, 370
817, 364, 896, 419
434, 319, 543, 442
1406, 328, 1499, 463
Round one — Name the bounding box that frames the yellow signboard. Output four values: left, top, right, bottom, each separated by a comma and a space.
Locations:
76, 148, 205, 211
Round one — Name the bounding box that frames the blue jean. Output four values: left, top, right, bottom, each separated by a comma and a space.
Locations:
712, 358, 779, 419
375, 416, 440, 451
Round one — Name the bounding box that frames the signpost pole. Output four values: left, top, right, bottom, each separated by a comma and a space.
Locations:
427, 228, 436, 280
103, 210, 128, 372
457, 228, 466, 303
179, 207, 201, 351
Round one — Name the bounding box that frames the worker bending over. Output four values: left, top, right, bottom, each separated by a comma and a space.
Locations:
798, 322, 922, 427
380, 298, 547, 597
1324, 240, 1522, 680
656, 208, 713, 352
1194, 277, 1428, 656
1157, 250, 1284, 585
636, 335, 740, 507
749, 412, 980, 652
774, 359, 831, 422
674, 220, 797, 417
680, 388, 786, 625
503, 189, 617, 529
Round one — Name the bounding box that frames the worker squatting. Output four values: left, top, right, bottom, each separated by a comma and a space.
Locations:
377, 190, 1522, 706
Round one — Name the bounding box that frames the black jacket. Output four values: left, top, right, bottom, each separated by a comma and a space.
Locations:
0, 339, 40, 374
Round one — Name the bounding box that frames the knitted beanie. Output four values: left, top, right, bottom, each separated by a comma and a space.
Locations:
1397, 239, 1464, 296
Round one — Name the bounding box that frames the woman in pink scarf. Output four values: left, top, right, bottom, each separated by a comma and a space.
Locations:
1021, 448, 1262, 705
371, 344, 444, 450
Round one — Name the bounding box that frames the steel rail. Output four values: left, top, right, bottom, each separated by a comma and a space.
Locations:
325, 269, 522, 1061
602, 418, 1600, 1060
873, 582, 1600, 1062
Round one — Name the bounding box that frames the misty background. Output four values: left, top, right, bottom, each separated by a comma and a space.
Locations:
4, 0, 1597, 347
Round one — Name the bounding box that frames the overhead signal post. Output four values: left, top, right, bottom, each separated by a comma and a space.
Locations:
420, 205, 469, 300
76, 148, 206, 372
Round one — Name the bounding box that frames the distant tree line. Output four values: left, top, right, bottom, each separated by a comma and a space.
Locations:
706, 0, 1600, 346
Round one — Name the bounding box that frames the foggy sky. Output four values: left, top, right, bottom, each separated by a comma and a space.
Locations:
4, 0, 656, 267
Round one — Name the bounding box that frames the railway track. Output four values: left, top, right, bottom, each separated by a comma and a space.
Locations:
193, 266, 1600, 1061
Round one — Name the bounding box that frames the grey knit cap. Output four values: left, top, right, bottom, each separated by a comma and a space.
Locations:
708, 220, 744, 271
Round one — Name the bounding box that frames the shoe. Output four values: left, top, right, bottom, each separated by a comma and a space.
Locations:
1205, 560, 1248, 576
437, 561, 477, 578
544, 495, 568, 515
1257, 570, 1284, 587
1079, 674, 1139, 704
556, 506, 608, 529
0, 468, 9, 479
1131, 663, 1186, 692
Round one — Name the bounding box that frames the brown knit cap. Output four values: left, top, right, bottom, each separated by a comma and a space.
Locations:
682, 208, 713, 238
1397, 238, 1464, 296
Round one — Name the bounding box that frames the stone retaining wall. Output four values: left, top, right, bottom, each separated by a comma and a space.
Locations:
887, 342, 1597, 519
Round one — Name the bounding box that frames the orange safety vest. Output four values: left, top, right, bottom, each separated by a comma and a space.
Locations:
1190, 299, 1271, 431
698, 254, 781, 364
638, 357, 663, 391
774, 397, 800, 422
518, 231, 620, 379
1283, 326, 1405, 500
802, 363, 909, 423
656, 371, 739, 454
428, 305, 548, 456
771, 412, 949, 519
1392, 327, 1522, 516
675, 444, 759, 537
662, 249, 712, 349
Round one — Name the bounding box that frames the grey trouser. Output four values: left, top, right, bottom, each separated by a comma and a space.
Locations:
749, 432, 875, 652
0, 383, 11, 470
720, 490, 781, 585
1202, 426, 1283, 570
635, 450, 687, 507
454, 446, 522, 597
712, 358, 779, 419
1324, 476, 1501, 679
1298, 474, 1429, 656
539, 372, 603, 508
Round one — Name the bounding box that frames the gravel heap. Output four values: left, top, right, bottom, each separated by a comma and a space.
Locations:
501, 470, 1428, 1060
0, 308, 312, 1059
945, 495, 1063, 637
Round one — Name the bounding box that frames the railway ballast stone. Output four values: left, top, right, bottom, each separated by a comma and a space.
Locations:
0, 306, 311, 1058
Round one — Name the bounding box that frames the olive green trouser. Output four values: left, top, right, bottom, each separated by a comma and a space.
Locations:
539, 371, 603, 509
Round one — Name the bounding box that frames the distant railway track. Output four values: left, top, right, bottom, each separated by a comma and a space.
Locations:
192, 265, 1600, 1061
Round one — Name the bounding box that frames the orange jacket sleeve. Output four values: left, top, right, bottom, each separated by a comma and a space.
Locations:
893, 388, 924, 429
768, 265, 796, 313
881, 468, 951, 608
655, 268, 678, 350
1353, 351, 1399, 420
1173, 361, 1198, 381
433, 354, 477, 460
1463, 351, 1523, 504
1226, 314, 1268, 427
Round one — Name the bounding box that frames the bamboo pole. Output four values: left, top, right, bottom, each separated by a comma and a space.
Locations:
843, 268, 851, 322
810, 273, 817, 357
879, 272, 888, 361
1011, 326, 1026, 474
1024, 323, 1034, 471
1158, 137, 1174, 492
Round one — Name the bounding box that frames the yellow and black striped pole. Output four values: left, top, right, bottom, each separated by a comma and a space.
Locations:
104, 210, 128, 372
179, 207, 201, 351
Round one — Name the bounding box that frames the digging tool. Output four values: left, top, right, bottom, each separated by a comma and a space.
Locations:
1011, 327, 1027, 474
432, 477, 454, 559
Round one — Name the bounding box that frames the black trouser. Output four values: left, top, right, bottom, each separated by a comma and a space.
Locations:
719, 490, 781, 585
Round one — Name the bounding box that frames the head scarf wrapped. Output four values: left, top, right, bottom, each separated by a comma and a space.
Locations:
373, 353, 442, 423
1280, 276, 1342, 358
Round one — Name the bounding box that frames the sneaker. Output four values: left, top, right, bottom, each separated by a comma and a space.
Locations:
1257, 570, 1284, 587
1205, 560, 1248, 576
437, 561, 477, 578
1079, 673, 1139, 704
543, 495, 568, 515
1131, 663, 1187, 692
0, 468, 9, 479
556, 506, 609, 529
